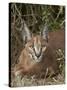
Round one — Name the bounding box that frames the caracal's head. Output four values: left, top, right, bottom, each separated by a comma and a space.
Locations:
21, 22, 49, 62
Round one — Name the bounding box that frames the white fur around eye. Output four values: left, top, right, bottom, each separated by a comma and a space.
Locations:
42, 46, 47, 52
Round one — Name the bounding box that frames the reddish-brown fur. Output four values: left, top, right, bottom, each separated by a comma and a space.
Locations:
14, 30, 64, 78
49, 29, 65, 50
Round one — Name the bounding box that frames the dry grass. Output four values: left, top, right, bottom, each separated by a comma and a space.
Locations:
11, 49, 65, 87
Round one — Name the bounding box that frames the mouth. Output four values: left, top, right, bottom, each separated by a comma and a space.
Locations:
35, 57, 42, 62
34, 53, 43, 62
29, 52, 43, 63
28, 47, 43, 62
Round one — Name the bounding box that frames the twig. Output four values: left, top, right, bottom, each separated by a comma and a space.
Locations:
55, 6, 63, 22
60, 20, 65, 26
14, 4, 21, 17
45, 68, 49, 78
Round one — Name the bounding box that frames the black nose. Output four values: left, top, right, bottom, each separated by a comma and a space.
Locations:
37, 54, 41, 58
35, 53, 41, 58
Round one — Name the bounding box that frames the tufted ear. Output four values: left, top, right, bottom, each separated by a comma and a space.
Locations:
21, 21, 32, 44
41, 25, 49, 42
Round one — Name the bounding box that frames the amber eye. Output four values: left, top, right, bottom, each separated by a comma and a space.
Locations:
29, 44, 34, 48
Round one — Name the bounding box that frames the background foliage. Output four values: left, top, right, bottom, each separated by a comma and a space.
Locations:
11, 3, 65, 32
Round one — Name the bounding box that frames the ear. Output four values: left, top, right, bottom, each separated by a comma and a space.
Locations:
21, 21, 32, 43
41, 25, 49, 42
